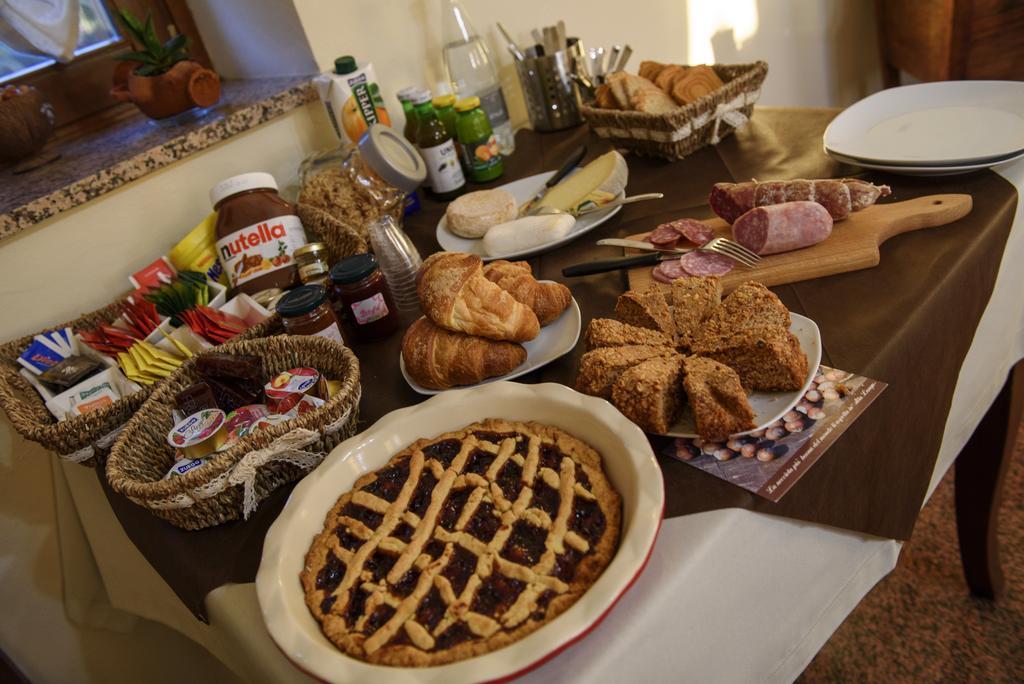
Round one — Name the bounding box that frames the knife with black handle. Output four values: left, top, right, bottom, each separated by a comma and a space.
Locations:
520, 143, 588, 214
562, 251, 681, 277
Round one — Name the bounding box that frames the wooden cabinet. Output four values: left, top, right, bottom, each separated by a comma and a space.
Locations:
876, 0, 1024, 86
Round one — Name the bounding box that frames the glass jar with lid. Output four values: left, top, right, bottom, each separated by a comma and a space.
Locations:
298, 124, 427, 226
293, 242, 331, 286
329, 253, 400, 341
275, 284, 346, 345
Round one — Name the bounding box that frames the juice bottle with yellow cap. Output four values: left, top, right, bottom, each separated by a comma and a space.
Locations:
455, 96, 503, 183
432, 94, 457, 138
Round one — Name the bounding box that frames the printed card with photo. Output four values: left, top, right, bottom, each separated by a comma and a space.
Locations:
664, 366, 887, 502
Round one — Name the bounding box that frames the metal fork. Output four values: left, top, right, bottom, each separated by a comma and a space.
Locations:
563, 237, 761, 277
700, 237, 761, 268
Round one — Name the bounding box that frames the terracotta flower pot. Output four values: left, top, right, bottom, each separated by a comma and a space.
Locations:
0, 85, 55, 162
111, 60, 221, 120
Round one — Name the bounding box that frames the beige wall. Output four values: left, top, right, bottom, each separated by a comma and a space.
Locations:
0, 104, 335, 340
291, 0, 881, 133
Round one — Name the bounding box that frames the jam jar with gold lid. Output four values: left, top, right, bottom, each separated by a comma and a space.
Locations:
329, 253, 400, 341
293, 242, 331, 286
275, 284, 345, 345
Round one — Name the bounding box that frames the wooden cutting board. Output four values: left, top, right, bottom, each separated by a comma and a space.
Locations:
626, 194, 973, 293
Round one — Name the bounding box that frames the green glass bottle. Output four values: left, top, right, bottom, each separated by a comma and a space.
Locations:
412, 90, 465, 199
396, 86, 420, 144
454, 96, 503, 183
432, 94, 458, 138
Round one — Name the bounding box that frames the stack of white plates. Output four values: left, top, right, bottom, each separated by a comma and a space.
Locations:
824, 81, 1024, 176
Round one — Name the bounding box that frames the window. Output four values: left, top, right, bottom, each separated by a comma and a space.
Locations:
0, 0, 120, 83
0, 0, 210, 128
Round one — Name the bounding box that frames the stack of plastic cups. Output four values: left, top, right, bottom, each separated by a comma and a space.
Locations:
366, 214, 422, 312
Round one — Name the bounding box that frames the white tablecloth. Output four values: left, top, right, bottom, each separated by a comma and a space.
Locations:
60, 159, 1024, 683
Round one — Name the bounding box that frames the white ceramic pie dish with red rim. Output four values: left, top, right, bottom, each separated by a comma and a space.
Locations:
256, 381, 664, 683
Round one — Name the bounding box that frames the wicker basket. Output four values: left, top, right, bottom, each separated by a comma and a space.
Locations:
580, 61, 768, 160
297, 203, 370, 266
105, 335, 361, 530
0, 299, 281, 467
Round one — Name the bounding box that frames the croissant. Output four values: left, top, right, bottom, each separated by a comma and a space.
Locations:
482, 260, 572, 326
417, 252, 540, 342
401, 317, 527, 390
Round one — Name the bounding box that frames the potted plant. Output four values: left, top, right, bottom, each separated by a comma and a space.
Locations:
110, 10, 220, 119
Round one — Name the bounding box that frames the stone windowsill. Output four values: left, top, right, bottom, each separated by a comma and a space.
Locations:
0, 75, 316, 241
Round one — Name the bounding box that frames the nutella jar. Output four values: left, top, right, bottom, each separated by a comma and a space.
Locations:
211, 172, 308, 297
329, 253, 400, 341
275, 284, 345, 345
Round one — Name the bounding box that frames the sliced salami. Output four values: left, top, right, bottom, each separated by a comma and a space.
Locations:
646, 224, 681, 246
652, 257, 690, 283
679, 251, 734, 276
673, 219, 715, 245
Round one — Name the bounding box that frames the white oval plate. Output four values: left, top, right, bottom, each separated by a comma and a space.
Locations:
400, 294, 581, 395
256, 381, 664, 684
825, 145, 1024, 176
436, 171, 623, 262
662, 313, 822, 438
824, 81, 1024, 165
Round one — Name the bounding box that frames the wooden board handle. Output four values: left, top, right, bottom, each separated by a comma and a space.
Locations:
871, 194, 973, 244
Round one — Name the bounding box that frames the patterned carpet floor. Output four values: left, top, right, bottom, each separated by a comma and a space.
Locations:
800, 424, 1024, 683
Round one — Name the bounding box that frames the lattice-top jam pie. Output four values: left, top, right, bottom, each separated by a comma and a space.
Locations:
301, 419, 622, 667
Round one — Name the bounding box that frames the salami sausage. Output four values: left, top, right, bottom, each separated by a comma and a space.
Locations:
646, 224, 682, 246
709, 182, 756, 224
672, 218, 715, 245
844, 178, 892, 211
679, 251, 734, 276
709, 179, 890, 223
652, 258, 690, 283
731, 201, 833, 255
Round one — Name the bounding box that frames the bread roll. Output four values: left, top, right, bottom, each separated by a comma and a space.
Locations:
445, 189, 517, 238
654, 64, 688, 92
638, 60, 667, 82
402, 317, 526, 389
670, 65, 724, 105
416, 252, 540, 342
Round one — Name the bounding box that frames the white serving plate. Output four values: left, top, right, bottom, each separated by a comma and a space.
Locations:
663, 313, 822, 438
824, 145, 1024, 176
824, 81, 1024, 165
400, 294, 581, 395
256, 381, 664, 684
436, 170, 623, 261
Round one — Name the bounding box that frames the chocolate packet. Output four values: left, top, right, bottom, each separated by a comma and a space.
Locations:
38, 355, 102, 392
194, 353, 265, 413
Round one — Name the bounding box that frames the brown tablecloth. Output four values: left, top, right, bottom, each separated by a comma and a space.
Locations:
98, 108, 1018, 620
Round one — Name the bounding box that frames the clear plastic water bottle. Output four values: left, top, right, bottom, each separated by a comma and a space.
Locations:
366, 214, 422, 313
440, 0, 515, 155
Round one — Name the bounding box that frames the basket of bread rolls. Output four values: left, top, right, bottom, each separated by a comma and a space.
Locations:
581, 61, 768, 161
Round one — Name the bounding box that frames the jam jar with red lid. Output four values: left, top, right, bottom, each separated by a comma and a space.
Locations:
329, 253, 400, 341
275, 284, 345, 345
211, 172, 309, 297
